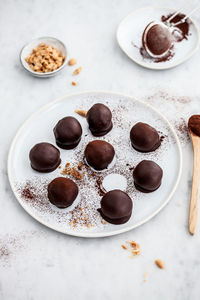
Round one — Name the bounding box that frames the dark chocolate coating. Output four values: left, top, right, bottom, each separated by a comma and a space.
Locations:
145, 24, 172, 55
98, 189, 133, 225
133, 160, 163, 193
130, 122, 160, 153
86, 103, 113, 136
48, 177, 78, 208
54, 116, 82, 149
29, 142, 61, 172
84, 140, 115, 171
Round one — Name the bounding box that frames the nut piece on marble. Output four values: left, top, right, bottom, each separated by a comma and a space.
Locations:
155, 259, 165, 269
73, 66, 82, 75
68, 58, 77, 66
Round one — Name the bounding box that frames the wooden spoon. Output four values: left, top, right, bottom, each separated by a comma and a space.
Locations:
188, 115, 200, 235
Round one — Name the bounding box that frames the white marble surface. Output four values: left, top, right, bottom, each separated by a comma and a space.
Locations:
1, 0, 200, 299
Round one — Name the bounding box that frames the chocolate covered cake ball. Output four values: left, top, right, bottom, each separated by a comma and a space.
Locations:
133, 160, 163, 193
142, 22, 172, 56
54, 116, 82, 149
84, 140, 115, 171
29, 142, 61, 172
98, 189, 133, 224
86, 103, 113, 136
48, 177, 78, 208
130, 122, 160, 152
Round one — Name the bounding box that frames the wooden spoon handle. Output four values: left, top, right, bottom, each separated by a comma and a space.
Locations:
189, 138, 200, 235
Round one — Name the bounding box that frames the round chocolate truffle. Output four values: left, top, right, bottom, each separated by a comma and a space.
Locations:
84, 140, 115, 171
29, 142, 61, 172
54, 116, 82, 149
133, 160, 163, 193
86, 103, 113, 136
143, 23, 172, 56
130, 122, 160, 153
98, 189, 133, 224
48, 177, 78, 208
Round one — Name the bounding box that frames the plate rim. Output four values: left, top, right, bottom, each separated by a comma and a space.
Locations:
7, 90, 183, 238
116, 6, 200, 70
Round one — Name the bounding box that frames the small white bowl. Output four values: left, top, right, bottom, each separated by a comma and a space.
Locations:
20, 36, 68, 77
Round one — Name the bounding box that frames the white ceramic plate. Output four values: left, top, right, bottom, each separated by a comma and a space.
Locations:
20, 36, 68, 77
8, 91, 182, 238
117, 6, 200, 70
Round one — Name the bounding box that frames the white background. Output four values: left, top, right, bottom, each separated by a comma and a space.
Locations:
0, 0, 200, 299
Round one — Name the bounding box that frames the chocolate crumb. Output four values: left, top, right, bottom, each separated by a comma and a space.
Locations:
160, 135, 165, 143
95, 177, 105, 196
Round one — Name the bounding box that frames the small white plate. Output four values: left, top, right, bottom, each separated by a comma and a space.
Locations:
8, 91, 182, 238
117, 6, 200, 70
20, 36, 68, 77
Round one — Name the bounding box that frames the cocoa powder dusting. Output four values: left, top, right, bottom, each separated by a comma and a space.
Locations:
0, 245, 10, 259
142, 91, 192, 145
21, 186, 35, 200
139, 13, 190, 63
144, 91, 191, 105
126, 163, 135, 171
95, 177, 105, 196
139, 45, 174, 63
0, 231, 38, 265
15, 98, 172, 232
161, 13, 190, 42
175, 118, 190, 142
188, 115, 200, 137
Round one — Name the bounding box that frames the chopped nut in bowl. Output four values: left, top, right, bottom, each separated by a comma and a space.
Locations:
20, 37, 67, 77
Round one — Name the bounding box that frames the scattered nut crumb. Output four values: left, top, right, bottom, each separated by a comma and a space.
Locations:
25, 43, 65, 73
75, 109, 87, 117
155, 259, 164, 269
68, 58, 77, 66
78, 162, 83, 170
100, 217, 107, 225
72, 81, 77, 86
129, 240, 137, 247
128, 241, 140, 256
58, 165, 62, 169
61, 162, 84, 180
144, 272, 148, 282
121, 240, 140, 257
121, 244, 128, 250
73, 66, 82, 75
